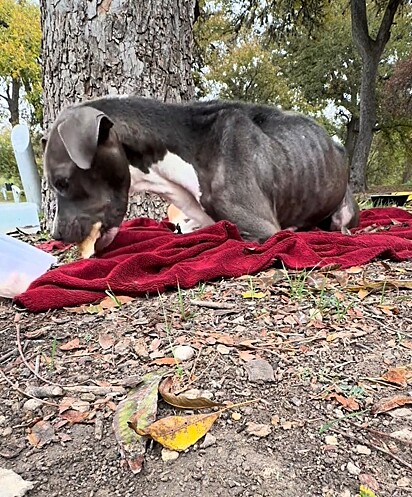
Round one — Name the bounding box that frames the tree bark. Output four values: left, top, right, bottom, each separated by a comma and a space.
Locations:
344, 115, 359, 167
7, 78, 20, 126
40, 0, 196, 231
349, 0, 402, 192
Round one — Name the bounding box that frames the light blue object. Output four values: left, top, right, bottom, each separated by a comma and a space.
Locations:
11, 124, 42, 208
0, 202, 40, 234
0, 233, 56, 298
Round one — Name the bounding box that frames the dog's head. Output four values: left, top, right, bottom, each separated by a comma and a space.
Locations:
43, 106, 131, 250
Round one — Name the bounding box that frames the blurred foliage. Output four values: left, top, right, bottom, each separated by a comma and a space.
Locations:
0, 0, 42, 126
193, 0, 412, 188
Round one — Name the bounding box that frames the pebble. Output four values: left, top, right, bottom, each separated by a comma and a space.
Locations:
161, 448, 179, 462
356, 444, 371, 456
244, 359, 275, 382
325, 435, 338, 446
346, 461, 361, 476
200, 433, 217, 449
23, 398, 43, 411
397, 477, 411, 487
174, 345, 195, 361
216, 344, 231, 355
80, 393, 96, 402
391, 428, 412, 442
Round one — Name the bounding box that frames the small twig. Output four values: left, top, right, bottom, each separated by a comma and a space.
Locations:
189, 299, 236, 310
347, 420, 412, 447
15, 322, 87, 389
0, 368, 59, 407
0, 348, 18, 364
333, 427, 412, 472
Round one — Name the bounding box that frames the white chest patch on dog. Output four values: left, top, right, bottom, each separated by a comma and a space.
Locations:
129, 152, 214, 232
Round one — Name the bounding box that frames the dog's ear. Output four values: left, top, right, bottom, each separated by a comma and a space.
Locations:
57, 107, 114, 170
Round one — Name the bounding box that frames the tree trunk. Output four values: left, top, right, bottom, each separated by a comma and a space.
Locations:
349, 0, 401, 193
40, 0, 196, 231
349, 55, 379, 192
7, 78, 20, 126
344, 115, 359, 168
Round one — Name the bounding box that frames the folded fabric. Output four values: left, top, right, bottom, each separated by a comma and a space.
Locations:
14, 207, 412, 312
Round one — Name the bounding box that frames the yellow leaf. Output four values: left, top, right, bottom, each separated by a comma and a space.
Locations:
242, 291, 266, 299
136, 412, 220, 451
359, 485, 377, 497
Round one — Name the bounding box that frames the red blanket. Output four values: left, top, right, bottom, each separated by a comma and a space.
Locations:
14, 208, 412, 312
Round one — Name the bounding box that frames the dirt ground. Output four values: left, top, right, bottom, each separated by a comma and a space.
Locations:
1, 256, 412, 497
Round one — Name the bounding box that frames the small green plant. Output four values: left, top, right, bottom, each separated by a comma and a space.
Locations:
298, 367, 313, 382
283, 267, 311, 301
193, 282, 206, 298
49, 336, 58, 371
105, 284, 122, 308
158, 293, 185, 377
176, 282, 193, 321
319, 409, 369, 434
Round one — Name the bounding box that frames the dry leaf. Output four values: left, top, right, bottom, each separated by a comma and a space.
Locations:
371, 394, 412, 415
134, 412, 220, 451
328, 393, 360, 411
27, 420, 55, 447
99, 333, 115, 350
246, 422, 272, 437
346, 266, 363, 274
238, 350, 256, 362
359, 474, 379, 492
159, 377, 224, 410
77, 221, 102, 258
60, 409, 90, 424
150, 357, 178, 366
99, 295, 134, 309
214, 334, 235, 346
357, 289, 370, 300
242, 291, 266, 299
381, 367, 411, 387
59, 338, 81, 351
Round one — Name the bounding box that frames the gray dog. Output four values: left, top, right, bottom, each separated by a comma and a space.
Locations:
43, 97, 359, 250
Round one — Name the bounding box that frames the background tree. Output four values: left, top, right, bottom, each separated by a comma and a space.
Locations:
195, 0, 412, 191
0, 0, 42, 126
40, 0, 197, 231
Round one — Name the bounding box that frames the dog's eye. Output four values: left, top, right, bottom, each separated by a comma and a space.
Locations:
54, 178, 69, 192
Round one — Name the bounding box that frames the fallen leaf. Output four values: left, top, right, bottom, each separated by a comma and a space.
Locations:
99, 295, 134, 309
134, 412, 220, 451
242, 291, 266, 299
381, 366, 411, 387
357, 289, 370, 300
60, 410, 90, 424
113, 371, 164, 473
214, 334, 235, 346
134, 338, 149, 358
238, 350, 256, 362
59, 338, 81, 351
159, 377, 224, 410
359, 474, 379, 492
328, 393, 360, 411
150, 357, 178, 366
99, 333, 115, 350
245, 422, 272, 437
346, 266, 363, 274
359, 484, 377, 497
371, 394, 412, 415
27, 420, 55, 448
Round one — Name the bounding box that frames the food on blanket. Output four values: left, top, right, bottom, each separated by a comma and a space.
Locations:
77, 222, 102, 259
167, 204, 201, 234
